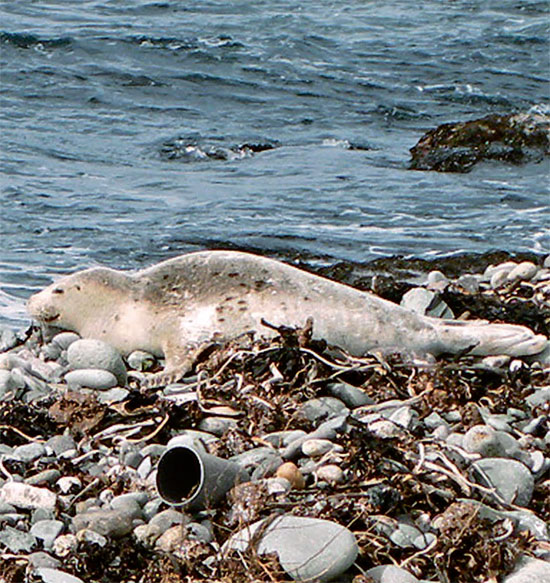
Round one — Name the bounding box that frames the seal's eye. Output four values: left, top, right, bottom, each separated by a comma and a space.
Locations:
52, 288, 64, 295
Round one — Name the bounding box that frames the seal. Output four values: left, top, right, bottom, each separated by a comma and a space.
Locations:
27, 250, 548, 384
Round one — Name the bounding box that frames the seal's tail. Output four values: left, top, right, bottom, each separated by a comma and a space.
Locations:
435, 319, 548, 358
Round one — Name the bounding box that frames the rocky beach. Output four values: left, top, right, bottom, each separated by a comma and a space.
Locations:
0, 253, 549, 583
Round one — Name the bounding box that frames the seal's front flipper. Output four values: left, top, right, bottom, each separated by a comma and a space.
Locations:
436, 319, 548, 358
140, 341, 220, 390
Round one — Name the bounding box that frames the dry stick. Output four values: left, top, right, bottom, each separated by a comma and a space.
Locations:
0, 424, 44, 443
127, 413, 170, 444
67, 477, 102, 511
400, 535, 439, 569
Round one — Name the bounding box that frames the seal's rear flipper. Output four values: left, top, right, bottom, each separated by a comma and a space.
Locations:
436, 319, 548, 358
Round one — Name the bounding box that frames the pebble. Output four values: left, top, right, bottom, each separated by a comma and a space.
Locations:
314, 464, 344, 485
154, 525, 183, 553
198, 416, 238, 436
0, 524, 37, 552
75, 528, 108, 547
45, 434, 77, 457
456, 274, 480, 294
301, 438, 342, 458
51, 332, 80, 351
400, 287, 453, 318
34, 568, 85, 583
30, 519, 64, 549
327, 381, 374, 408
52, 534, 78, 557
127, 350, 156, 371
262, 429, 307, 448
463, 425, 525, 460
471, 458, 534, 506
366, 564, 420, 583
26, 469, 62, 487
13, 442, 47, 463
28, 551, 61, 569
526, 387, 550, 409
0, 482, 57, 512
275, 462, 305, 490
67, 338, 127, 386
426, 270, 449, 290
506, 261, 538, 283
223, 514, 358, 582
299, 397, 349, 424
0, 326, 18, 352
501, 556, 550, 583
72, 508, 136, 538
64, 368, 118, 390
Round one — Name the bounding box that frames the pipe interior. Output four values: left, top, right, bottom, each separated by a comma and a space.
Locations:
156, 447, 202, 505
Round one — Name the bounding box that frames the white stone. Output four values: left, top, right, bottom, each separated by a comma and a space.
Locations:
0, 482, 57, 512
67, 339, 127, 385
64, 368, 118, 390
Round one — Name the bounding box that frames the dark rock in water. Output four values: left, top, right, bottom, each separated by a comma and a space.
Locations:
409, 112, 549, 172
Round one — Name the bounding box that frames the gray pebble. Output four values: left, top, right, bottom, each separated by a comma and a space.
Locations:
46, 434, 76, 457
299, 397, 349, 424
262, 430, 307, 448
198, 416, 238, 436
456, 274, 480, 294
187, 521, 213, 543
67, 339, 127, 386
327, 382, 373, 408
526, 387, 550, 409
56, 477, 81, 494
223, 514, 358, 582
13, 442, 46, 463
367, 565, 420, 583
0, 326, 18, 352
401, 287, 453, 318
426, 270, 449, 290
127, 350, 156, 371
30, 519, 64, 549
491, 268, 512, 289
471, 458, 534, 506
389, 522, 423, 548
25, 469, 62, 487
0, 525, 37, 552
76, 528, 108, 547
52, 332, 80, 350
28, 551, 61, 569
72, 508, 135, 538
96, 387, 130, 403
34, 568, 85, 583
65, 368, 118, 390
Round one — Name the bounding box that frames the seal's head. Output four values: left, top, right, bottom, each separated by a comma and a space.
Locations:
27, 267, 132, 332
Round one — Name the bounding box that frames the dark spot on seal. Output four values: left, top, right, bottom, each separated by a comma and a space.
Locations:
225, 296, 235, 302
52, 288, 64, 295
75, 285, 81, 291
218, 318, 225, 323
304, 296, 310, 301
228, 272, 240, 278
239, 307, 247, 312
114, 314, 120, 322
237, 299, 247, 305
254, 280, 268, 291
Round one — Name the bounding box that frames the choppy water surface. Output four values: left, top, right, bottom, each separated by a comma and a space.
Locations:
1, 0, 549, 326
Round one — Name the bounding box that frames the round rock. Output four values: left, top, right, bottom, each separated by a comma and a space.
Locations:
67, 339, 127, 385
471, 458, 534, 506
223, 514, 358, 582
64, 369, 118, 390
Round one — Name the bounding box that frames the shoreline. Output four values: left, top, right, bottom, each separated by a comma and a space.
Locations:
0, 254, 549, 582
